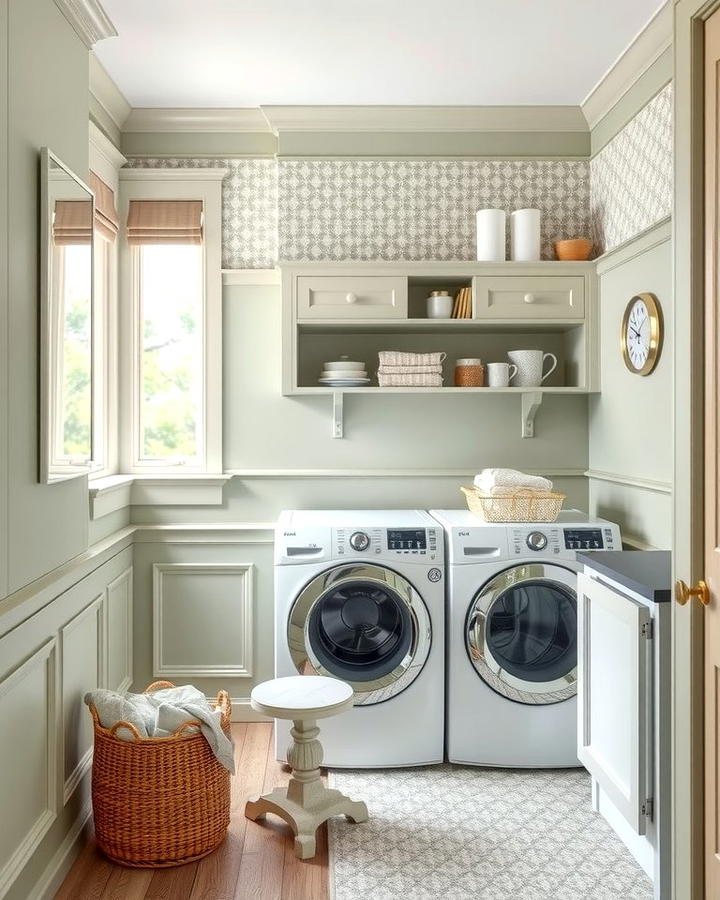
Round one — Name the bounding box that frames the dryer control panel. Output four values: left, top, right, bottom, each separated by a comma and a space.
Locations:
509, 523, 619, 556
334, 526, 440, 561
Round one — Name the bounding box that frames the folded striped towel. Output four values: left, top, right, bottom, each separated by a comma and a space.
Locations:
473, 468, 553, 494
377, 365, 443, 375
378, 351, 446, 367
378, 372, 443, 387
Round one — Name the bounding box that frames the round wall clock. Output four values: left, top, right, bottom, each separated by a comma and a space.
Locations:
620, 292, 663, 376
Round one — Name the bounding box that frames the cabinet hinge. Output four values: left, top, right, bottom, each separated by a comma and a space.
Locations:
641, 798, 654, 819
641, 621, 654, 639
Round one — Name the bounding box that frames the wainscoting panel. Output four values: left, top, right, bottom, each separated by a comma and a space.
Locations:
152, 563, 254, 679
60, 595, 104, 804
0, 638, 57, 898
105, 567, 133, 693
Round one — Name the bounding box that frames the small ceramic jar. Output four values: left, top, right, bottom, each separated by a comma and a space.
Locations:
426, 290, 453, 319
455, 358, 484, 387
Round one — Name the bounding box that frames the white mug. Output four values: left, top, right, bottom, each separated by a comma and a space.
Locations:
507, 350, 558, 387
486, 362, 518, 388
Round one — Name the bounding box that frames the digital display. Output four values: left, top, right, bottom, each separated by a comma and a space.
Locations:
387, 529, 427, 550
564, 528, 603, 550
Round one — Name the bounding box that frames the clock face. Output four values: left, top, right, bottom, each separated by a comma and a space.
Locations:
621, 293, 662, 376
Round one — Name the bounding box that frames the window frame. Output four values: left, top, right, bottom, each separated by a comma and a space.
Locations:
88, 124, 126, 480
118, 167, 226, 475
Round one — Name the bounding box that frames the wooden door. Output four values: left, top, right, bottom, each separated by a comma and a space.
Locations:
705, 10, 720, 895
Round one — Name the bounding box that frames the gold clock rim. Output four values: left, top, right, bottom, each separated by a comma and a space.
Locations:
620, 292, 663, 376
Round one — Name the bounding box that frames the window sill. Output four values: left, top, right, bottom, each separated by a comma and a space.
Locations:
89, 474, 232, 519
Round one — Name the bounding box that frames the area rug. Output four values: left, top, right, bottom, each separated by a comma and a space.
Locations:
327, 765, 653, 900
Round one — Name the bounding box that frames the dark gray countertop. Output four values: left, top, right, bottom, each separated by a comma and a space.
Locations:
577, 550, 672, 603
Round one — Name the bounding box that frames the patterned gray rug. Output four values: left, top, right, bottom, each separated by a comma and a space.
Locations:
328, 765, 653, 900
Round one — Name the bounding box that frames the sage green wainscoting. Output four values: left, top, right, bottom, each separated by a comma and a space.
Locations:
587, 219, 672, 549
131, 530, 275, 722
0, 543, 133, 900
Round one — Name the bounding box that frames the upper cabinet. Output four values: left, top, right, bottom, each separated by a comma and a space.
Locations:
474, 275, 585, 319
297, 275, 408, 319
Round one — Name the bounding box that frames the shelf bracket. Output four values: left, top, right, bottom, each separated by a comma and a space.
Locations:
521, 391, 543, 439
332, 391, 344, 439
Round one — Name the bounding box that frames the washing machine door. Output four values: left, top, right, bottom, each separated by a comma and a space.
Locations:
466, 563, 578, 705
288, 564, 431, 706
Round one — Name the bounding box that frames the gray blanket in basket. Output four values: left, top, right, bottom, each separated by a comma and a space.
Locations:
85, 684, 235, 773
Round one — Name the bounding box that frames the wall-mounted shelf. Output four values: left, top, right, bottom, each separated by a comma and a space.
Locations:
281, 261, 598, 440
325, 387, 592, 439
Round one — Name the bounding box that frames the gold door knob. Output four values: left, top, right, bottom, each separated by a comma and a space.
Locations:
675, 579, 711, 606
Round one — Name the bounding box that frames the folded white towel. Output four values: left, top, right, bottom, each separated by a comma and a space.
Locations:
377, 365, 443, 375
378, 372, 443, 387
85, 684, 235, 773
378, 351, 446, 367
473, 468, 553, 494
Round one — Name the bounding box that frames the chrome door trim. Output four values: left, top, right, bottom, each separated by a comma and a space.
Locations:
466, 563, 578, 705
288, 563, 431, 706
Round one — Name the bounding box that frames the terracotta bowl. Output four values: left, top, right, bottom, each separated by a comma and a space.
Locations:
555, 238, 593, 261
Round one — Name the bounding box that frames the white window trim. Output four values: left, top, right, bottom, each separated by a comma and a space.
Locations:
118, 167, 227, 475
89, 123, 126, 480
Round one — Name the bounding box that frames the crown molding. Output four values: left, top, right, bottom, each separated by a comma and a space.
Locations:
123, 108, 271, 133
90, 54, 131, 131
89, 121, 127, 169
54, 0, 117, 48
260, 105, 588, 134
581, 1, 672, 130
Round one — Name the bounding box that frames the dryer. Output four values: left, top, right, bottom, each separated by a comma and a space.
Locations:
430, 508, 621, 768
275, 510, 444, 768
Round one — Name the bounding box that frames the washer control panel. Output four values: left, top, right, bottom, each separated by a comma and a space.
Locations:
335, 526, 440, 561
510, 524, 618, 556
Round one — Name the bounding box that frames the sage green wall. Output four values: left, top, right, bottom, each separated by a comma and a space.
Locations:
4, 0, 90, 597
588, 223, 672, 548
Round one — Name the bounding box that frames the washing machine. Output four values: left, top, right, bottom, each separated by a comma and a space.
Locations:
274, 510, 444, 768
430, 508, 621, 768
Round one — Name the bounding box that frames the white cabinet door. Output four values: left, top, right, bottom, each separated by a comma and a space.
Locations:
296, 276, 407, 319
577, 572, 653, 835
473, 275, 585, 319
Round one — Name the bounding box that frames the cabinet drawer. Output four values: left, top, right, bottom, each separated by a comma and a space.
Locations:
474, 276, 585, 319
297, 276, 407, 319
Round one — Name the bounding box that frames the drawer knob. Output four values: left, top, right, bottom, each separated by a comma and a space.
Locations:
524, 293, 536, 304
346, 292, 357, 304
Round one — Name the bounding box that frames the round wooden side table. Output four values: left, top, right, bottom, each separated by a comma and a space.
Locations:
244, 675, 369, 860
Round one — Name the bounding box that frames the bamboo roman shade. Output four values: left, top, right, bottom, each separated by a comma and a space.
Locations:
53, 200, 92, 246
126, 200, 204, 245
89, 171, 119, 242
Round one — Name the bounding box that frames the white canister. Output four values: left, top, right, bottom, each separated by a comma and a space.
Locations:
476, 209, 506, 261
426, 290, 454, 319
510, 209, 541, 261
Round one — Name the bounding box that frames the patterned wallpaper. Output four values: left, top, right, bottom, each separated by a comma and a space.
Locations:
124, 157, 278, 268
124, 89, 672, 267
277, 160, 590, 262
590, 83, 673, 254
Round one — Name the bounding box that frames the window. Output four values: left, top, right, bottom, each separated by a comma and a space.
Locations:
137, 243, 203, 463
119, 169, 225, 474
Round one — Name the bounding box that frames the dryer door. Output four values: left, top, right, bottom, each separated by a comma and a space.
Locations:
466, 563, 578, 705
288, 564, 431, 706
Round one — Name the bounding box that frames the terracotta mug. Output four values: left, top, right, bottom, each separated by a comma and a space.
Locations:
507, 350, 558, 387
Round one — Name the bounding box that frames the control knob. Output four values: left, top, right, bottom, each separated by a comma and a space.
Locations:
349, 531, 370, 551
526, 531, 548, 551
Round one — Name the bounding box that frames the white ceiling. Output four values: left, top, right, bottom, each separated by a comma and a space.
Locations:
95, 0, 666, 109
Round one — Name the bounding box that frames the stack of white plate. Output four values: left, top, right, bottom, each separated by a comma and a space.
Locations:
318, 357, 371, 387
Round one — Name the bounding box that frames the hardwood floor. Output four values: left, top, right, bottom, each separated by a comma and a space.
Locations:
54, 724, 329, 900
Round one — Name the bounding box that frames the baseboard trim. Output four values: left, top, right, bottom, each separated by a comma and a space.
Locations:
27, 801, 93, 900
228, 697, 272, 723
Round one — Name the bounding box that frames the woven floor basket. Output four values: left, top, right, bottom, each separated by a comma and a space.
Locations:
461, 486, 566, 523
89, 680, 231, 868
